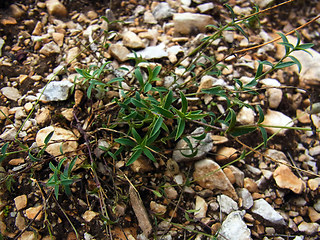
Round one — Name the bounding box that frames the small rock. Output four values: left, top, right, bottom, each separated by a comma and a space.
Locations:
15, 212, 25, 230
32, 21, 43, 36
39, 41, 60, 56
39, 80, 73, 101
1, 87, 21, 101
298, 222, 319, 235
217, 211, 252, 240
228, 165, 244, 187
143, 11, 157, 24
150, 201, 166, 215
10, 4, 25, 18
35, 108, 51, 126
20, 231, 37, 240
25, 205, 43, 221
181, 0, 191, 7
237, 106, 255, 125
87, 10, 98, 20
308, 207, 320, 222
36, 126, 79, 157
173, 13, 215, 35
152, 2, 174, 20
261, 109, 293, 135
0, 17, 17, 25
308, 178, 320, 191
197, 3, 214, 13
82, 210, 98, 222
127, 43, 168, 60
266, 88, 282, 109
251, 199, 286, 226
46, 0, 67, 18
14, 195, 27, 210
194, 196, 207, 219
109, 44, 130, 62
0, 106, 9, 120
314, 199, 320, 212
164, 184, 178, 200
0, 128, 17, 141
61, 108, 74, 122
215, 147, 238, 163
265, 149, 288, 163
217, 194, 238, 214
66, 47, 80, 64
244, 177, 259, 193
193, 159, 238, 200
309, 145, 320, 156
122, 31, 145, 49
260, 78, 281, 87
273, 164, 305, 194
130, 156, 154, 173
9, 158, 25, 166
254, 0, 274, 8
237, 188, 253, 210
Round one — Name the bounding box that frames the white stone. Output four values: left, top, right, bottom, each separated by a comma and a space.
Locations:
314, 199, 320, 212
251, 199, 286, 226
217, 194, 238, 214
66, 47, 80, 64
261, 109, 293, 135
194, 196, 207, 219
1, 87, 21, 101
0, 127, 17, 141
266, 88, 282, 109
181, 0, 191, 7
127, 43, 168, 60
152, 2, 174, 20
82, 210, 98, 222
309, 145, 320, 156
253, 0, 274, 8
260, 78, 281, 87
197, 3, 214, 13
39, 80, 73, 101
39, 41, 60, 56
237, 188, 253, 210
217, 211, 252, 240
173, 13, 214, 35
122, 31, 145, 49
298, 222, 320, 235
237, 106, 255, 125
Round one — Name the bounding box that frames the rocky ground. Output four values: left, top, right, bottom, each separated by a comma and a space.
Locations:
0, 0, 320, 239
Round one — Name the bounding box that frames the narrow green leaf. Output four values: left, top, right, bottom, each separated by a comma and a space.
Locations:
143, 148, 156, 162
278, 42, 295, 50
151, 117, 163, 137
230, 126, 256, 137
58, 157, 67, 170
108, 77, 124, 84
191, 132, 207, 140
244, 79, 258, 87
153, 105, 174, 118
225, 4, 236, 21
68, 156, 78, 176
54, 186, 59, 199
180, 91, 188, 113
288, 55, 302, 73
1, 143, 9, 155
295, 43, 314, 50
259, 126, 268, 147
278, 32, 289, 54
164, 90, 174, 110
123, 111, 137, 120
257, 105, 264, 124
44, 131, 54, 145
255, 61, 263, 79
152, 190, 162, 197
175, 118, 185, 140
147, 130, 160, 145
134, 67, 144, 87
126, 149, 143, 166
144, 82, 152, 92
131, 128, 142, 143
226, 109, 236, 133
234, 24, 248, 40
274, 61, 296, 69
28, 151, 39, 162
131, 98, 147, 108
152, 66, 161, 78
115, 138, 136, 147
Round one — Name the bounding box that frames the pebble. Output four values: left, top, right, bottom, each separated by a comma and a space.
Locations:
266, 88, 283, 109
39, 80, 73, 101
237, 188, 253, 210
197, 3, 214, 13
193, 159, 238, 200
39, 41, 60, 56
273, 164, 305, 194
215, 147, 238, 163
46, 0, 68, 18
150, 201, 167, 215
308, 207, 320, 222
14, 195, 27, 210
32, 21, 43, 36
261, 109, 294, 135
244, 177, 259, 193
122, 31, 145, 49
164, 184, 178, 200
237, 106, 255, 125
25, 205, 43, 221
130, 156, 154, 173
127, 43, 168, 60
228, 165, 244, 187
308, 178, 320, 191
82, 210, 98, 222
35, 107, 51, 126
297, 222, 320, 235
20, 231, 37, 240
10, 4, 25, 19
173, 13, 214, 35
15, 212, 25, 230
144, 11, 157, 24
109, 44, 130, 62
1, 87, 22, 101
66, 47, 80, 63
0, 128, 17, 141
194, 196, 207, 219
217, 194, 238, 214
217, 211, 252, 240
309, 145, 320, 156
314, 199, 320, 212
254, 0, 274, 8
152, 2, 174, 20
251, 199, 286, 226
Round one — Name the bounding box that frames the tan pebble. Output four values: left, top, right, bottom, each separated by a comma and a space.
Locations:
46, 0, 68, 18
52, 32, 64, 47
244, 177, 259, 193
19, 231, 37, 240
35, 108, 51, 126
82, 210, 98, 222
25, 205, 43, 220
308, 178, 320, 191
0, 106, 9, 120
14, 195, 27, 210
215, 147, 238, 162
293, 215, 303, 225
32, 21, 43, 35
244, 213, 255, 222
308, 207, 320, 222
211, 222, 221, 235
67, 232, 77, 240
1, 17, 17, 25
9, 158, 25, 166
18, 74, 28, 84
223, 167, 236, 185
130, 156, 154, 173
210, 135, 228, 144
296, 109, 310, 124
150, 201, 167, 215
15, 212, 26, 230
24, 102, 33, 112
87, 10, 98, 20
61, 108, 74, 122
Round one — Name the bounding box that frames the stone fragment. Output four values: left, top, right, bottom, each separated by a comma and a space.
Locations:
39, 80, 73, 101
164, 184, 178, 200
261, 109, 293, 135
297, 222, 320, 235
173, 13, 214, 35
0, 106, 8, 120
82, 210, 98, 222
15, 212, 26, 230
308, 178, 320, 191
130, 156, 154, 173
254, 0, 274, 8
266, 88, 282, 109
260, 78, 281, 87
129, 186, 152, 237
237, 188, 253, 210
273, 164, 305, 194
39, 41, 60, 56
10, 4, 25, 18
109, 44, 130, 62
87, 10, 98, 20
215, 147, 238, 163
20, 231, 37, 240
122, 31, 145, 49
251, 199, 286, 226
0, 128, 17, 141
1, 17, 17, 25
61, 108, 73, 122
36, 126, 79, 156
144, 11, 157, 24
309, 145, 320, 156
1, 87, 21, 101
25, 205, 43, 221
66, 47, 80, 63
9, 158, 25, 165
217, 211, 252, 240
150, 201, 167, 215
193, 159, 238, 200
217, 194, 238, 214
35, 108, 51, 126
308, 207, 320, 222
127, 43, 168, 60
244, 177, 259, 193
228, 165, 244, 187
181, 0, 191, 6
14, 195, 27, 210
237, 106, 255, 125
152, 2, 174, 20
314, 199, 320, 212
197, 3, 214, 13
46, 0, 67, 18
194, 196, 207, 219
173, 127, 212, 162
32, 21, 43, 36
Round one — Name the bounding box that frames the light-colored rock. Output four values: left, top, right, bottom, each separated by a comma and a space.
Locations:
181, 0, 191, 6
173, 13, 214, 35
251, 199, 286, 226
150, 201, 167, 215
254, 0, 274, 8
218, 194, 238, 214
172, 127, 213, 162
197, 3, 214, 13
244, 177, 259, 193
35, 108, 51, 126
109, 44, 130, 62
216, 147, 238, 163
9, 158, 25, 165
193, 159, 238, 200
273, 164, 305, 194
82, 210, 98, 222
25, 205, 43, 221
260, 78, 281, 87
237, 106, 255, 125
164, 184, 178, 200
39, 80, 73, 101
14, 195, 27, 210
308, 178, 320, 191
15, 212, 26, 230
266, 88, 282, 109
32, 21, 43, 36
228, 165, 244, 187
314, 199, 320, 212
127, 43, 168, 60
265, 149, 288, 163
0, 38, 4, 57
237, 188, 253, 210
122, 31, 145, 49
298, 222, 320, 235
130, 156, 154, 173
10, 4, 25, 18
20, 231, 37, 240
1, 87, 21, 101
152, 2, 174, 20
261, 109, 293, 135
194, 196, 207, 219
308, 207, 320, 222
0, 106, 9, 120
87, 10, 98, 20
36, 126, 79, 156
143, 10, 157, 24
39, 41, 60, 56
129, 186, 152, 237
66, 47, 79, 64
309, 145, 320, 156
217, 211, 252, 240
210, 135, 228, 145
0, 128, 17, 141
61, 108, 73, 122
46, 0, 67, 18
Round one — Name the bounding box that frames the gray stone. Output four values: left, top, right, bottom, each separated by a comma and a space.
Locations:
194, 196, 207, 219
237, 188, 253, 210
152, 2, 174, 20
0, 128, 17, 141
266, 88, 282, 109
314, 199, 320, 212
127, 43, 168, 60
298, 222, 320, 235
39, 41, 60, 56
122, 31, 145, 49
39, 80, 73, 101
0, 37, 4, 56
217, 194, 238, 214
1, 87, 21, 101
172, 127, 212, 162
217, 211, 252, 240
253, 0, 274, 8
251, 199, 286, 226
109, 44, 130, 62
173, 13, 214, 35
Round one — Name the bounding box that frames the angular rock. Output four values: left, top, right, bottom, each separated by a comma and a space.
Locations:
14, 195, 27, 211
39, 41, 60, 56
25, 205, 43, 221
228, 165, 244, 187
32, 21, 43, 36
193, 159, 238, 200
152, 2, 174, 20
82, 210, 98, 222
298, 222, 320, 235
122, 31, 145, 49
0, 106, 8, 120
15, 212, 25, 230
173, 13, 214, 35
10, 4, 25, 19
52, 32, 64, 46
1, 87, 21, 101
109, 44, 130, 62
66, 47, 80, 64
308, 207, 320, 222
237, 106, 255, 125
273, 164, 305, 194
308, 178, 320, 191
39, 80, 73, 101
35, 107, 51, 126
172, 127, 212, 162
254, 0, 274, 8
127, 43, 168, 60
261, 109, 293, 135
215, 147, 238, 163
36, 126, 79, 157
266, 88, 282, 109
217, 194, 238, 214
197, 3, 214, 13
237, 188, 253, 210
244, 177, 259, 193
251, 199, 286, 226
217, 211, 252, 240
0, 128, 17, 141
46, 0, 67, 18
194, 196, 207, 219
